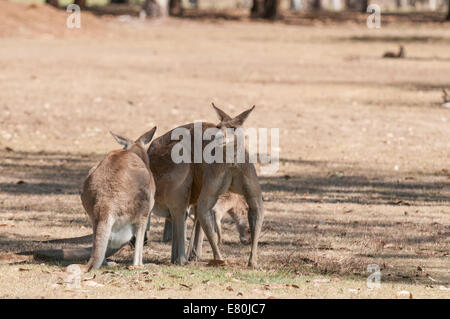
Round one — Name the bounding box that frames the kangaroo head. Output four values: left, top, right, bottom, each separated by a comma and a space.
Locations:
211, 103, 255, 147
110, 127, 157, 167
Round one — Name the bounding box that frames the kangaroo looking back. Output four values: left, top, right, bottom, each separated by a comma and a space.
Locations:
33, 127, 157, 271
383, 45, 405, 58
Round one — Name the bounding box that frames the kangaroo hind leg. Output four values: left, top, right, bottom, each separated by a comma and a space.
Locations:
86, 216, 114, 271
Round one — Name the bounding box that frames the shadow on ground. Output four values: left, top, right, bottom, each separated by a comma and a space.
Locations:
1, 150, 448, 284
0, 149, 99, 195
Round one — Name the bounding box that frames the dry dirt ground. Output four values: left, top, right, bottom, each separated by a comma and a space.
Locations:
0, 2, 449, 298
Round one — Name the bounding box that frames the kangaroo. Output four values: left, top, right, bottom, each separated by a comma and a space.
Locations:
186, 193, 250, 261
211, 193, 250, 245
383, 45, 405, 58
33, 128, 157, 271
147, 103, 264, 267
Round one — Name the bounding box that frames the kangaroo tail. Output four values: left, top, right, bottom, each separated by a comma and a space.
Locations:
86, 217, 114, 271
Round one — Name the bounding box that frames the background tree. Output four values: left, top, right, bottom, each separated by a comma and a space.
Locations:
360, 0, 368, 12
75, 0, 87, 8
143, 0, 166, 17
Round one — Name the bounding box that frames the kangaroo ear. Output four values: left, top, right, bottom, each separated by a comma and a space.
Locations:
229, 105, 255, 127
136, 126, 157, 146
212, 102, 232, 122
110, 132, 131, 149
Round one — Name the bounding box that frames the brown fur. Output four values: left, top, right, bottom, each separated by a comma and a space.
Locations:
186, 193, 250, 261
147, 104, 264, 267
442, 88, 450, 103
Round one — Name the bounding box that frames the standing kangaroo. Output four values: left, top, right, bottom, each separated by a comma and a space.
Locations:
33, 128, 157, 271
186, 192, 250, 261
147, 103, 264, 267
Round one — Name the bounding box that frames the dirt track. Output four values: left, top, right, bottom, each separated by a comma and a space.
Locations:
0, 2, 449, 298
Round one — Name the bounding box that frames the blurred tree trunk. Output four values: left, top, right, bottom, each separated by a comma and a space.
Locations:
45, 0, 59, 7
447, 0, 450, 21
251, 0, 280, 19
143, 0, 166, 17
361, 0, 368, 12
110, 0, 127, 3
428, 0, 436, 11
312, 0, 321, 10
169, 0, 183, 16
48, 0, 86, 8
251, 0, 264, 17
263, 0, 280, 19
396, 0, 407, 8
290, 0, 302, 10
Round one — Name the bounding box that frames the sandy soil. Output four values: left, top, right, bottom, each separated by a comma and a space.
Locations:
0, 2, 449, 298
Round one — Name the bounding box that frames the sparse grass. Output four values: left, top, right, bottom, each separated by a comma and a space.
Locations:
1, 261, 449, 298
